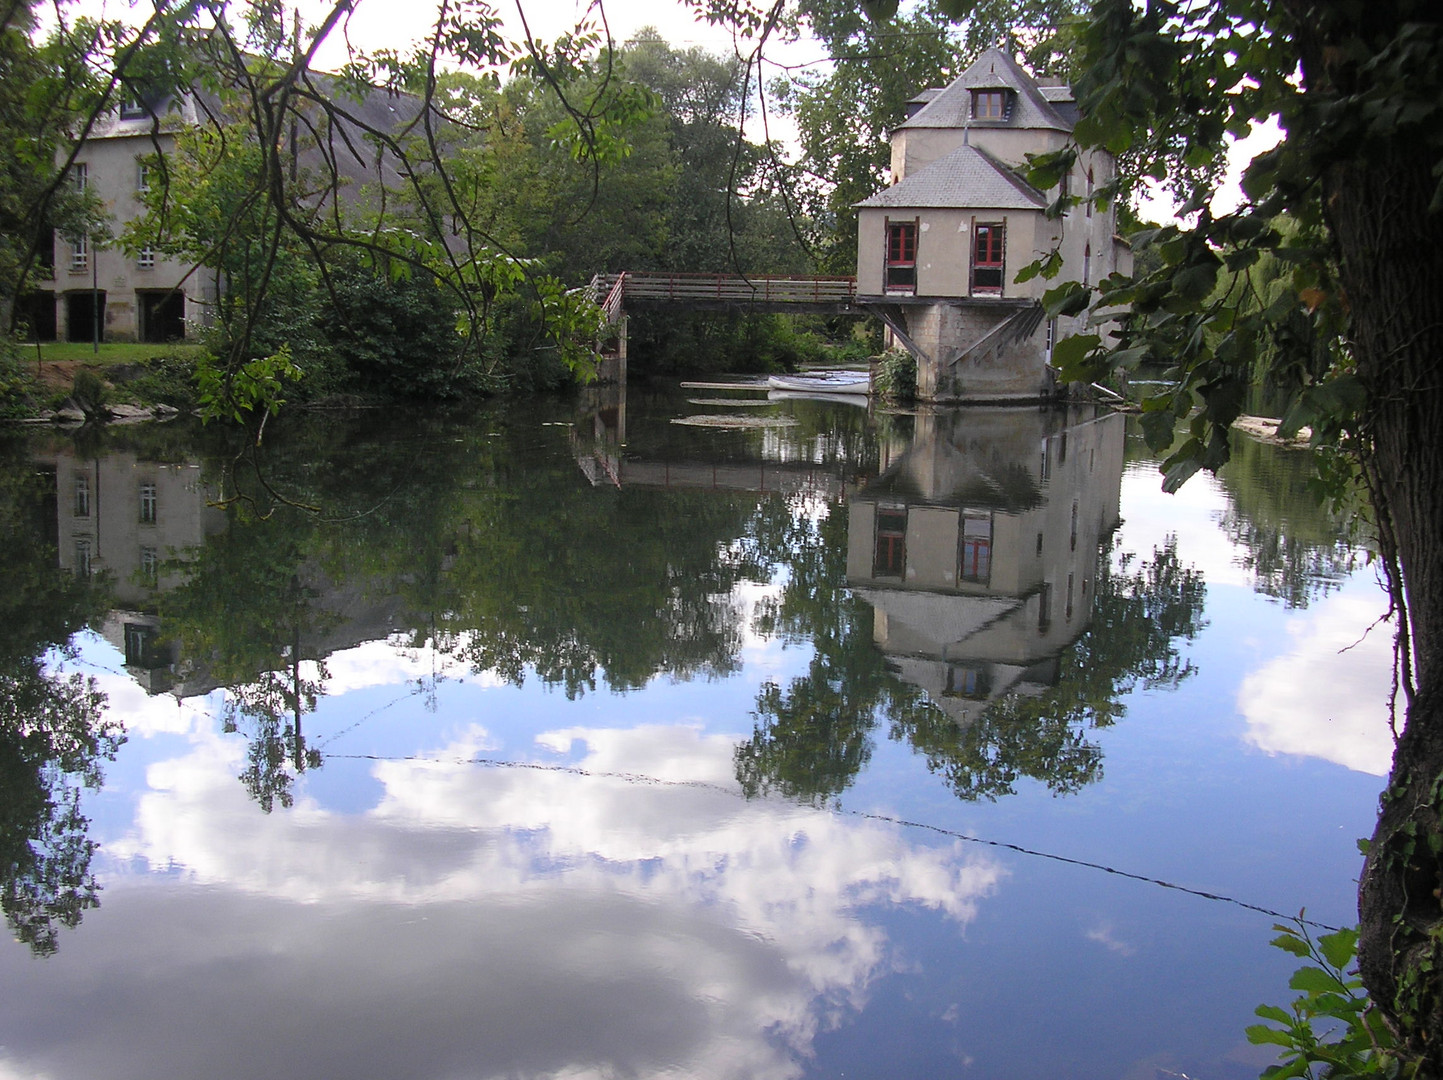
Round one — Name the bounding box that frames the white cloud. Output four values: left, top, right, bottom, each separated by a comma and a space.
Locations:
1238, 591, 1398, 775
71, 721, 1002, 1080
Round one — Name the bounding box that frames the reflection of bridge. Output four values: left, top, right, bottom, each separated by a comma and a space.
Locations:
577, 455, 848, 500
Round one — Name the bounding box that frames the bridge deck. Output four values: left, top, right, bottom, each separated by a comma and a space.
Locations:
593, 272, 858, 319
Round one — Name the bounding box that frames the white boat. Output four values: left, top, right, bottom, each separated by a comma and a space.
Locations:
766, 372, 870, 395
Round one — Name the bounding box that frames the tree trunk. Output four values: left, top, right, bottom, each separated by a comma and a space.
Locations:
1309, 14, 1443, 1057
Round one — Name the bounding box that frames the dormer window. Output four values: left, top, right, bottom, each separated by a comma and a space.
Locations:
971, 90, 1008, 120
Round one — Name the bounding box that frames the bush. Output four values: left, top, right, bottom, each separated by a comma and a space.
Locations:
873, 347, 917, 404
319, 263, 474, 399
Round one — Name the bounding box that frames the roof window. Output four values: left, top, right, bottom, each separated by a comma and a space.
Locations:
970, 89, 1010, 121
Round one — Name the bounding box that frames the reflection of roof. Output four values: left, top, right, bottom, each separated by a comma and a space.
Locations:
856, 143, 1046, 211
852, 587, 1019, 649
896, 48, 1073, 133
858, 453, 1044, 512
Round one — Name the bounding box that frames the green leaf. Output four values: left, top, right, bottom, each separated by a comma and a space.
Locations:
1042, 281, 1091, 317
1318, 928, 1358, 971
1050, 333, 1101, 379
1255, 1003, 1294, 1025
1270, 932, 1313, 958
1289, 966, 1347, 995
1246, 1024, 1296, 1047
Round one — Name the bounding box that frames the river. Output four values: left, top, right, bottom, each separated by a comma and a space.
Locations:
0, 382, 1391, 1079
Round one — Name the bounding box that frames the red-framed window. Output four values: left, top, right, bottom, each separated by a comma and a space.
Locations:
971, 222, 1005, 294
884, 219, 918, 292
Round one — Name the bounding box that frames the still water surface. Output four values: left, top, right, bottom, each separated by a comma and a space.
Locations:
0, 385, 1393, 1079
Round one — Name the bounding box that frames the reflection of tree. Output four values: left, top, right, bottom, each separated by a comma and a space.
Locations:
891, 539, 1206, 801
0, 442, 121, 955
736, 501, 1207, 805
1214, 435, 1364, 609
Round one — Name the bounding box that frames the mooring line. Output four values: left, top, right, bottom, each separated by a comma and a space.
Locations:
323, 751, 1344, 933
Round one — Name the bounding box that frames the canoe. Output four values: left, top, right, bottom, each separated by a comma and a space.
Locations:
766, 372, 870, 395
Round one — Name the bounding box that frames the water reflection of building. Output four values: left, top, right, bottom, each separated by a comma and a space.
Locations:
846, 408, 1125, 723
37, 446, 226, 690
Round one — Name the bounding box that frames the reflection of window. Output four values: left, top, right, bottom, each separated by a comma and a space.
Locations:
971, 90, 1006, 120
945, 664, 991, 699
1070, 501, 1079, 551
971, 222, 1004, 294
1039, 438, 1051, 481
123, 622, 164, 667
1035, 531, 1044, 558
1066, 572, 1075, 621
139, 481, 157, 524
74, 474, 90, 517
140, 546, 159, 584
74, 537, 92, 579
874, 507, 907, 577
960, 514, 992, 583
885, 219, 918, 293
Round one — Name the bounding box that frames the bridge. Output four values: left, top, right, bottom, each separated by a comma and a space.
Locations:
590, 272, 859, 320
588, 271, 1061, 404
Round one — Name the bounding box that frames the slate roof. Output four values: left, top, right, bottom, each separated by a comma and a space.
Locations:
855, 143, 1047, 211
896, 48, 1073, 134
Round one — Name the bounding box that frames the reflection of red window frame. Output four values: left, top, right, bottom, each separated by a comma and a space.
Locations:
971, 220, 1005, 294
874, 507, 907, 577
884, 218, 918, 293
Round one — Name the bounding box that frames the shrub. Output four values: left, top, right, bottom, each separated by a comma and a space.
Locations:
873, 347, 917, 405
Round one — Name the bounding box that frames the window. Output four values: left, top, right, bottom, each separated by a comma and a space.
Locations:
137, 162, 152, 193
1086, 167, 1094, 218
1070, 501, 1079, 551
945, 665, 991, 699
971, 222, 1005, 294
137, 246, 155, 269
959, 514, 992, 583
140, 546, 159, 585
72, 163, 88, 192
74, 474, 90, 517
1037, 582, 1052, 632
1066, 572, 1075, 621
69, 235, 88, 272
1083, 242, 1092, 286
971, 90, 1006, 120
1045, 317, 1058, 361
139, 481, 157, 524
74, 538, 92, 579
873, 506, 907, 577
884, 219, 918, 293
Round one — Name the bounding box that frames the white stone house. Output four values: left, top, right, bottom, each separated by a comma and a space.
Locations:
20, 74, 422, 345
855, 48, 1132, 402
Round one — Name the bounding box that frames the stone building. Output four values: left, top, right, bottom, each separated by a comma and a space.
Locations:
855, 49, 1132, 402
19, 70, 422, 344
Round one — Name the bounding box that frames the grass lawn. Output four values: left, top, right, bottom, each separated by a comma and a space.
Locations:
21, 341, 206, 365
